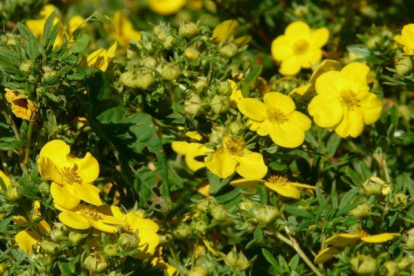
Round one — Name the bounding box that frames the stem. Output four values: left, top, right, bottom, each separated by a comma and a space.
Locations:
0, 109, 20, 141
275, 231, 324, 276
373, 153, 391, 183
23, 120, 35, 166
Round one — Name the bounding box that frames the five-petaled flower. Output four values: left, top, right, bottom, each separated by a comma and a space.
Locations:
394, 24, 414, 55
204, 132, 267, 179
271, 21, 329, 75
38, 140, 102, 209
87, 42, 117, 72
238, 92, 311, 148
5, 89, 37, 121
308, 62, 382, 138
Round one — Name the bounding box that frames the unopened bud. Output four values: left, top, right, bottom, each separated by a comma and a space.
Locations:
192, 220, 208, 234
225, 250, 250, 271
103, 244, 118, 257
119, 233, 138, 251
163, 36, 176, 49
256, 205, 279, 224
196, 199, 210, 212
384, 261, 398, 276
159, 234, 173, 245
184, 94, 202, 116
41, 240, 59, 254
350, 254, 377, 275
140, 57, 157, 68
50, 228, 65, 242
293, 6, 309, 17
210, 205, 228, 221
404, 228, 414, 249
229, 121, 244, 136
39, 182, 50, 196
6, 187, 21, 201
20, 60, 34, 74
161, 64, 181, 81
349, 202, 371, 218
42, 66, 56, 80
185, 47, 200, 61
154, 25, 170, 40
219, 43, 238, 58
395, 56, 412, 76
239, 199, 254, 212
68, 231, 83, 246
393, 193, 408, 207
193, 77, 208, 93
210, 95, 230, 114
173, 223, 191, 239
361, 177, 384, 196
397, 256, 414, 270
188, 266, 208, 276
179, 22, 199, 38
83, 253, 108, 272
121, 71, 155, 89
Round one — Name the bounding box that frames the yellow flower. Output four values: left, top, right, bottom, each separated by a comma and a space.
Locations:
204, 133, 267, 179
271, 21, 329, 75
15, 230, 41, 254
151, 247, 179, 276
38, 140, 102, 209
111, 206, 160, 259
56, 204, 122, 233
211, 20, 252, 46
237, 92, 311, 148
314, 230, 400, 264
26, 5, 58, 38
308, 62, 383, 138
394, 24, 414, 55
149, 0, 187, 15
109, 12, 141, 49
87, 42, 117, 72
231, 175, 315, 199
5, 89, 37, 121
228, 79, 243, 105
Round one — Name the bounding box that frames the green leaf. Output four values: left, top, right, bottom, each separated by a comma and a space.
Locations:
262, 248, 278, 268
283, 205, 313, 218
17, 22, 41, 60
347, 44, 370, 58
246, 65, 263, 84
387, 105, 398, 140
208, 171, 233, 194
90, 11, 114, 31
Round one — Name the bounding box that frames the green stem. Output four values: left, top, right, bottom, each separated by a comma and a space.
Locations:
1, 109, 20, 141
275, 232, 324, 276
23, 120, 35, 166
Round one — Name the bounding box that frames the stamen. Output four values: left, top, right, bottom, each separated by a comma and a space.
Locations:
267, 175, 289, 186
339, 89, 360, 110
78, 205, 102, 220
267, 109, 288, 124
293, 39, 309, 55
60, 164, 82, 184
225, 136, 245, 156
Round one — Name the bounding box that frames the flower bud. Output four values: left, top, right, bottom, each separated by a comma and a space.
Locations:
173, 223, 191, 239
119, 233, 138, 251
159, 234, 173, 245
121, 71, 155, 89
188, 266, 208, 276
193, 77, 208, 93
225, 250, 250, 271
361, 177, 384, 196
3, 34, 17, 46
393, 193, 408, 207
68, 231, 84, 246
397, 256, 414, 270
50, 228, 65, 242
349, 202, 371, 218
219, 43, 238, 58
293, 6, 309, 17
6, 187, 21, 201
256, 205, 279, 224
192, 220, 208, 234
161, 64, 181, 81
404, 228, 414, 248
20, 60, 34, 74
104, 244, 118, 257
196, 199, 210, 212
140, 57, 158, 68
229, 121, 244, 136
83, 253, 108, 272
185, 47, 200, 61
41, 240, 59, 254
154, 25, 170, 40
163, 36, 176, 49
395, 56, 412, 76
210, 205, 228, 221
384, 261, 398, 276
210, 95, 230, 114
42, 66, 56, 80
239, 199, 254, 212
184, 94, 202, 116
39, 181, 50, 196
350, 254, 377, 275
179, 22, 199, 38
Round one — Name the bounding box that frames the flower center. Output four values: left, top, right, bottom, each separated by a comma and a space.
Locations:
339, 89, 360, 110
60, 165, 82, 185
267, 175, 289, 186
92, 56, 105, 69
78, 205, 102, 220
267, 109, 288, 124
225, 136, 245, 156
122, 223, 134, 233
293, 39, 309, 55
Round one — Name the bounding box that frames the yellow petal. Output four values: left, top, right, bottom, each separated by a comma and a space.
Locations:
358, 92, 382, 125
310, 27, 329, 48
107, 42, 118, 58
135, 229, 160, 258
185, 143, 212, 172
265, 182, 300, 199
237, 98, 267, 121
148, 0, 186, 16
212, 20, 239, 43
301, 48, 322, 68
308, 95, 343, 128
68, 152, 100, 184
236, 151, 268, 179
68, 15, 85, 34
360, 233, 400, 243
314, 247, 340, 264
72, 183, 102, 206
230, 179, 263, 189
269, 122, 306, 148
51, 182, 80, 210
285, 21, 311, 38
90, 220, 118, 233
314, 71, 346, 96
0, 171, 11, 188
288, 111, 312, 131
255, 120, 274, 136
110, 206, 127, 221
263, 92, 295, 115
334, 108, 364, 138
279, 56, 302, 76
127, 213, 159, 232
38, 220, 51, 234
205, 149, 237, 179
309, 59, 342, 85
171, 141, 189, 155
271, 35, 294, 61
228, 80, 243, 105
15, 230, 40, 254
185, 131, 203, 141
59, 210, 91, 230
37, 157, 62, 184
325, 233, 362, 247
340, 62, 370, 87
289, 182, 316, 189
39, 140, 71, 168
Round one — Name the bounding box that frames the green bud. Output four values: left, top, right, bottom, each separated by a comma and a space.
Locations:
210, 205, 228, 221
103, 244, 118, 257
188, 266, 208, 276
184, 94, 202, 116
219, 43, 238, 58
163, 35, 176, 49
384, 261, 398, 276
361, 176, 384, 196
179, 22, 199, 38
185, 47, 200, 61
225, 250, 250, 271
121, 71, 155, 89
161, 64, 181, 81
393, 193, 408, 207
404, 228, 414, 248
68, 231, 84, 246
395, 56, 412, 76
293, 6, 309, 17
126, 49, 137, 59
366, 36, 381, 49
50, 227, 65, 242
42, 66, 56, 80
192, 220, 208, 234
196, 199, 211, 212
229, 121, 244, 136
349, 202, 371, 218
132, 209, 146, 218
118, 233, 138, 251
397, 256, 414, 270
239, 199, 254, 212
158, 234, 173, 245
41, 240, 60, 254
140, 57, 158, 68
39, 181, 50, 196
173, 223, 191, 239
83, 253, 108, 273
20, 60, 34, 74
210, 95, 230, 114
350, 254, 377, 275
193, 77, 208, 93
6, 187, 21, 201
154, 25, 170, 40
256, 205, 279, 224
